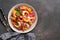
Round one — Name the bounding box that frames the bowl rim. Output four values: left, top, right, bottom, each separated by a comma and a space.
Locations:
8, 3, 38, 33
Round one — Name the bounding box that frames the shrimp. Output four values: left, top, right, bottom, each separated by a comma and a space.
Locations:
12, 21, 21, 28
10, 17, 16, 21
22, 10, 29, 16
20, 5, 32, 12
24, 23, 30, 28
22, 27, 28, 31
22, 10, 31, 22
23, 16, 31, 22
17, 16, 23, 22
20, 5, 27, 10
15, 22, 21, 28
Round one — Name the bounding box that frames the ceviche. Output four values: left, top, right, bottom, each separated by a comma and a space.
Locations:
10, 5, 36, 31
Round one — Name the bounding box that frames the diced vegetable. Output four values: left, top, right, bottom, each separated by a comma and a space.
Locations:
18, 6, 21, 9
29, 21, 33, 25
27, 7, 32, 12
12, 9, 16, 14
12, 9, 16, 17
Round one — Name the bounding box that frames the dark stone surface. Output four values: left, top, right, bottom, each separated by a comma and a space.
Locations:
0, 0, 60, 40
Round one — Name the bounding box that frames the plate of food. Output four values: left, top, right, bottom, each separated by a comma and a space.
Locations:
8, 3, 38, 33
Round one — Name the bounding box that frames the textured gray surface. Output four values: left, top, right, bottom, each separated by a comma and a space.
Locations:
0, 32, 36, 40
0, 0, 60, 40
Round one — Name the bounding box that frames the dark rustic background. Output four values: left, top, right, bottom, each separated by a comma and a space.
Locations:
0, 0, 60, 40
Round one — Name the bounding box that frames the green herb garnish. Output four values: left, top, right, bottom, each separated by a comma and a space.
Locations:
16, 11, 20, 16
15, 8, 22, 16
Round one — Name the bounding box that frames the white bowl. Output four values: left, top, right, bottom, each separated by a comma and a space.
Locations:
8, 3, 38, 33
